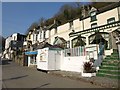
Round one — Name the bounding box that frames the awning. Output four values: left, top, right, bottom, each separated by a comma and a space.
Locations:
25, 51, 38, 55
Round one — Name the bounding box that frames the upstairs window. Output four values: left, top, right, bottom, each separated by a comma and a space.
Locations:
91, 23, 97, 28
90, 11, 97, 22
107, 17, 115, 24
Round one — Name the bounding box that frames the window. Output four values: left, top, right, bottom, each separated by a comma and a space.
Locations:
107, 17, 115, 24
90, 11, 96, 16
90, 11, 97, 22
91, 23, 97, 28
13, 41, 16, 45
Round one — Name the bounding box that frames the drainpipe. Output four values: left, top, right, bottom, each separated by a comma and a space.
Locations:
82, 19, 84, 31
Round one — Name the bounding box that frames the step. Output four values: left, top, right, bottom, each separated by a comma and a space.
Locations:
100, 65, 119, 70
104, 57, 119, 60
96, 73, 120, 79
102, 61, 119, 66
102, 59, 119, 63
111, 54, 119, 57
102, 60, 120, 64
113, 49, 118, 53
98, 69, 120, 75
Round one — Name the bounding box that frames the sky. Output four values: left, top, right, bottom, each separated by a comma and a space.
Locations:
2, 2, 68, 38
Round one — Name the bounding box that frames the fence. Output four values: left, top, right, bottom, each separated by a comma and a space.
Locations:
63, 46, 86, 57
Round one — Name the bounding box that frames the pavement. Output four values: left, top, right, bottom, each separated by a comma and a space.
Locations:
48, 71, 119, 88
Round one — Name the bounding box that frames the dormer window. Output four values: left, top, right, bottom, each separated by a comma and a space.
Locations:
90, 11, 97, 22
90, 7, 97, 22
90, 11, 96, 16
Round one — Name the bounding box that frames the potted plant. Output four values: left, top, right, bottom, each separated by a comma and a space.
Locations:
83, 61, 93, 73
82, 58, 96, 77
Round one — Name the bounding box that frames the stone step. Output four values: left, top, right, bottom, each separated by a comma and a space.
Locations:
102, 62, 119, 66
100, 65, 119, 70
96, 73, 120, 79
98, 69, 120, 75
113, 49, 118, 53
104, 57, 119, 60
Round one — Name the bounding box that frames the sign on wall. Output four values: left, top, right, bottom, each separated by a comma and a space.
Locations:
39, 48, 48, 62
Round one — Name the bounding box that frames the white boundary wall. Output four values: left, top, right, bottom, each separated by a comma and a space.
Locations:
60, 56, 86, 73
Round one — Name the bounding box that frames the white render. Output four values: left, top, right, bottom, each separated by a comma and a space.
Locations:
5, 36, 12, 49
36, 48, 61, 71
61, 56, 86, 73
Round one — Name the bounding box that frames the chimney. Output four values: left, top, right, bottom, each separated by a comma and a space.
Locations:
81, 5, 86, 18
54, 19, 56, 24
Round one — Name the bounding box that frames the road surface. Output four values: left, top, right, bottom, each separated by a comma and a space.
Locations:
2, 59, 103, 88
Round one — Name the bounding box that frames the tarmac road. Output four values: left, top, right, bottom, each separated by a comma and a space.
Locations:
2, 59, 103, 88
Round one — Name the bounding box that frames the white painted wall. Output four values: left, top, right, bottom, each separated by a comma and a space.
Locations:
97, 8, 119, 26
83, 18, 91, 30
83, 8, 119, 30
61, 56, 86, 73
37, 48, 61, 70
57, 23, 69, 33
28, 56, 31, 67
104, 49, 113, 56
45, 30, 49, 39
5, 36, 12, 49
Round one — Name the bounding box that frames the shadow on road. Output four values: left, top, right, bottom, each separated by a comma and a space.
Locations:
32, 83, 50, 89
3, 75, 28, 81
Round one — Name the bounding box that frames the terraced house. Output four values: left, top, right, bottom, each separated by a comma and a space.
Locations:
47, 2, 120, 53
23, 2, 120, 78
